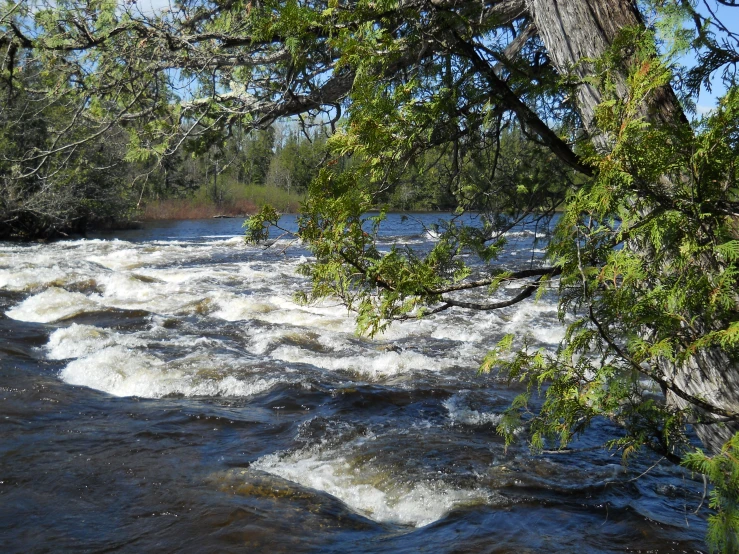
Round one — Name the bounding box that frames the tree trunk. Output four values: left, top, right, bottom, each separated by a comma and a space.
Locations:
525, 0, 739, 453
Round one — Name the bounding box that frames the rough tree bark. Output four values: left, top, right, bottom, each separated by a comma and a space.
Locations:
525, 0, 739, 453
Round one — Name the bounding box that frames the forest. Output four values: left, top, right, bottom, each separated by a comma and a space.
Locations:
1, 72, 566, 236
1, 0, 739, 550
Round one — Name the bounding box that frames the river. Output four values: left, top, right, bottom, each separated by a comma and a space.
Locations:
0, 215, 707, 552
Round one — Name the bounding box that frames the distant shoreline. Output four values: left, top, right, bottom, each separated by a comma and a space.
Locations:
136, 206, 565, 222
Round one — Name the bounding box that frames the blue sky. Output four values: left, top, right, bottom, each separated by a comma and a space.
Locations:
133, 0, 736, 112
680, 1, 739, 113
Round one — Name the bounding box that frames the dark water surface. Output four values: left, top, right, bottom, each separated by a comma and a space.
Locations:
1, 216, 707, 552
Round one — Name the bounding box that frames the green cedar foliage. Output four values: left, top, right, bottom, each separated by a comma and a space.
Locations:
494, 29, 739, 553
246, 12, 739, 551
683, 433, 739, 553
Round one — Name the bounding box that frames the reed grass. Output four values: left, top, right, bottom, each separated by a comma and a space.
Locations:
140, 183, 304, 220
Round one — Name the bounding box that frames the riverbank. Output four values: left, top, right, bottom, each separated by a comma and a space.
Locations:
139, 198, 258, 220
140, 183, 304, 220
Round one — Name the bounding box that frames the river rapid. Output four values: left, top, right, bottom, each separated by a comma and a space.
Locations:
0, 215, 707, 552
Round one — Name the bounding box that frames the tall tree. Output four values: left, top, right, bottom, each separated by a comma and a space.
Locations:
0, 54, 133, 238
527, 0, 738, 459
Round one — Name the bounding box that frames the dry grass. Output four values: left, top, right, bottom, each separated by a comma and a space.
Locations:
140, 183, 304, 220
141, 198, 258, 220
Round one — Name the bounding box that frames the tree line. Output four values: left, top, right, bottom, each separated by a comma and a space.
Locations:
1, 56, 570, 237
0, 60, 322, 238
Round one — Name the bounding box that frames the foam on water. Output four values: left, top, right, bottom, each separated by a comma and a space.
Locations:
504, 230, 549, 239
0, 221, 708, 551
443, 394, 502, 426
374, 315, 486, 343
6, 287, 102, 323
0, 266, 69, 292
211, 292, 352, 331
385, 312, 497, 344
259, 309, 349, 331
45, 320, 281, 399
237, 263, 271, 281
46, 324, 146, 360
268, 344, 455, 380
86, 247, 153, 270
84, 239, 240, 271
5, 277, 211, 323
245, 326, 326, 356
98, 273, 205, 314
211, 292, 280, 320
60, 345, 278, 398
252, 438, 489, 527
135, 266, 218, 285
2, 224, 564, 400
0, 245, 86, 291
501, 302, 565, 345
